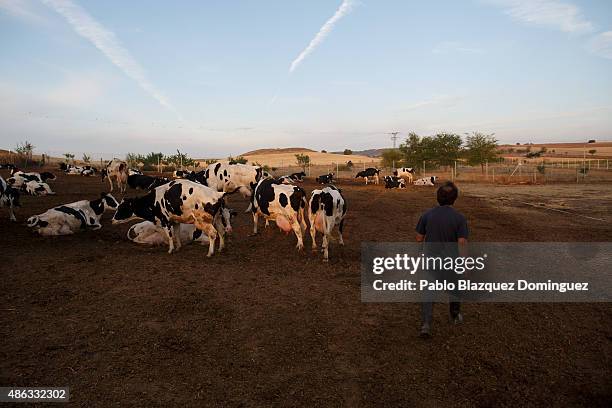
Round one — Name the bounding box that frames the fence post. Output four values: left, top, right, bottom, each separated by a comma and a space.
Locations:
492, 168, 495, 183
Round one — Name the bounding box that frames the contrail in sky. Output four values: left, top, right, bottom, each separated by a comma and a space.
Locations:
289, 0, 355, 73
43, 0, 182, 119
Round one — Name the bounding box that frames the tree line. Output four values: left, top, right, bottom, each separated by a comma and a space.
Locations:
381, 131, 498, 172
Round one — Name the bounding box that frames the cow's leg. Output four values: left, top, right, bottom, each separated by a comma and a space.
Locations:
164, 226, 175, 254
309, 214, 318, 251
338, 219, 345, 246
291, 217, 304, 251
108, 176, 114, 192
172, 223, 182, 251
322, 228, 330, 262
8, 206, 16, 222
375, 174, 379, 184
365, 177, 368, 185
193, 217, 217, 257
252, 212, 259, 235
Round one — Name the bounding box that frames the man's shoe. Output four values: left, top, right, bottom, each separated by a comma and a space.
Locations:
419, 323, 432, 338
451, 313, 463, 325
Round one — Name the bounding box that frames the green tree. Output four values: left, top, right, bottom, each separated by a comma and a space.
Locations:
295, 153, 310, 171
431, 132, 462, 166
588, 149, 597, 156
228, 155, 248, 164
381, 149, 403, 168
15, 141, 35, 163
343, 149, 353, 155
464, 132, 498, 173
63, 153, 75, 163
398, 132, 462, 168
82, 153, 91, 163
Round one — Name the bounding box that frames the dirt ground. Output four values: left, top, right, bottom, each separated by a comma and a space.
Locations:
1, 169, 611, 407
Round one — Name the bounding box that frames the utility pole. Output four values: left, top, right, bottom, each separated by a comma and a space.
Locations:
387, 132, 400, 149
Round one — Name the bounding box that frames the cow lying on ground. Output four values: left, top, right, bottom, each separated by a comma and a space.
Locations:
60, 163, 97, 176
288, 171, 306, 182
129, 168, 143, 176
27, 193, 118, 235
355, 168, 380, 184
127, 207, 237, 250
112, 180, 226, 255
316, 173, 335, 184
384, 176, 406, 189
393, 167, 415, 183
413, 176, 438, 186
172, 169, 195, 179
21, 180, 56, 196
251, 178, 307, 250
0, 176, 20, 221
6, 168, 56, 187
127, 174, 170, 190
101, 159, 129, 193
309, 185, 347, 262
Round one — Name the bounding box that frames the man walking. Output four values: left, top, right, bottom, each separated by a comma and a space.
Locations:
415, 181, 468, 338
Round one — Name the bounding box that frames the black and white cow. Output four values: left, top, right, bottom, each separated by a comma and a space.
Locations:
112, 180, 226, 256
101, 159, 129, 193
355, 168, 380, 185
172, 169, 195, 179
289, 171, 306, 182
7, 168, 56, 187
308, 185, 347, 262
203, 162, 264, 197
413, 176, 438, 186
127, 207, 237, 250
27, 193, 119, 235
127, 174, 170, 190
251, 178, 308, 250
393, 167, 415, 183
128, 168, 143, 176
383, 176, 406, 189
60, 163, 97, 176
21, 180, 55, 196
316, 173, 335, 184
0, 176, 20, 221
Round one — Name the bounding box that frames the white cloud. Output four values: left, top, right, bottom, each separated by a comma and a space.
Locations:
42, 0, 181, 118
0, 0, 48, 24
587, 31, 612, 59
398, 95, 462, 111
432, 41, 484, 54
289, 0, 355, 73
486, 0, 594, 33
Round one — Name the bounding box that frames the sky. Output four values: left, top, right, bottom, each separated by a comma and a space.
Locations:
1, 0, 612, 159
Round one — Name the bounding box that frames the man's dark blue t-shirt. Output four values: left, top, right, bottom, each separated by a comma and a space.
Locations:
416, 205, 468, 242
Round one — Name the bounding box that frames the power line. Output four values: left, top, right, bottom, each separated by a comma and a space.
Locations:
387, 132, 400, 149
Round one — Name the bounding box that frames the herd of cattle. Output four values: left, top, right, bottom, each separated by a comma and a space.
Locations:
0, 160, 437, 261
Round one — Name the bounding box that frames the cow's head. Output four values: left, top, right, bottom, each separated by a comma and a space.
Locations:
40, 172, 56, 181
219, 206, 237, 234
101, 192, 119, 210
112, 198, 138, 224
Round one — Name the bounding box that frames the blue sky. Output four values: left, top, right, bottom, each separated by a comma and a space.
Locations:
1, 0, 611, 159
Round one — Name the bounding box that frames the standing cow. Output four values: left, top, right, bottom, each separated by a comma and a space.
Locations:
0, 176, 20, 221
309, 185, 347, 261
112, 180, 226, 256
101, 159, 129, 193
355, 168, 380, 185
251, 178, 308, 251
394, 167, 415, 183
27, 193, 119, 235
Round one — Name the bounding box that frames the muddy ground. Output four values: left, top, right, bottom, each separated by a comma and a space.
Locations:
1, 169, 611, 407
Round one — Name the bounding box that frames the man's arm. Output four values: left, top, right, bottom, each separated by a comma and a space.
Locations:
416, 233, 425, 242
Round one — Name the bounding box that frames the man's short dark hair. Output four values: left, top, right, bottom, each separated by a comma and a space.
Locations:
437, 181, 458, 205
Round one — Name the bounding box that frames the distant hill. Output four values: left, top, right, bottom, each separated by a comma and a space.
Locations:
332, 148, 388, 157
241, 147, 315, 156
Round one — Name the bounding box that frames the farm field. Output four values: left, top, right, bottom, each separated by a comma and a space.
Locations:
1, 169, 611, 406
